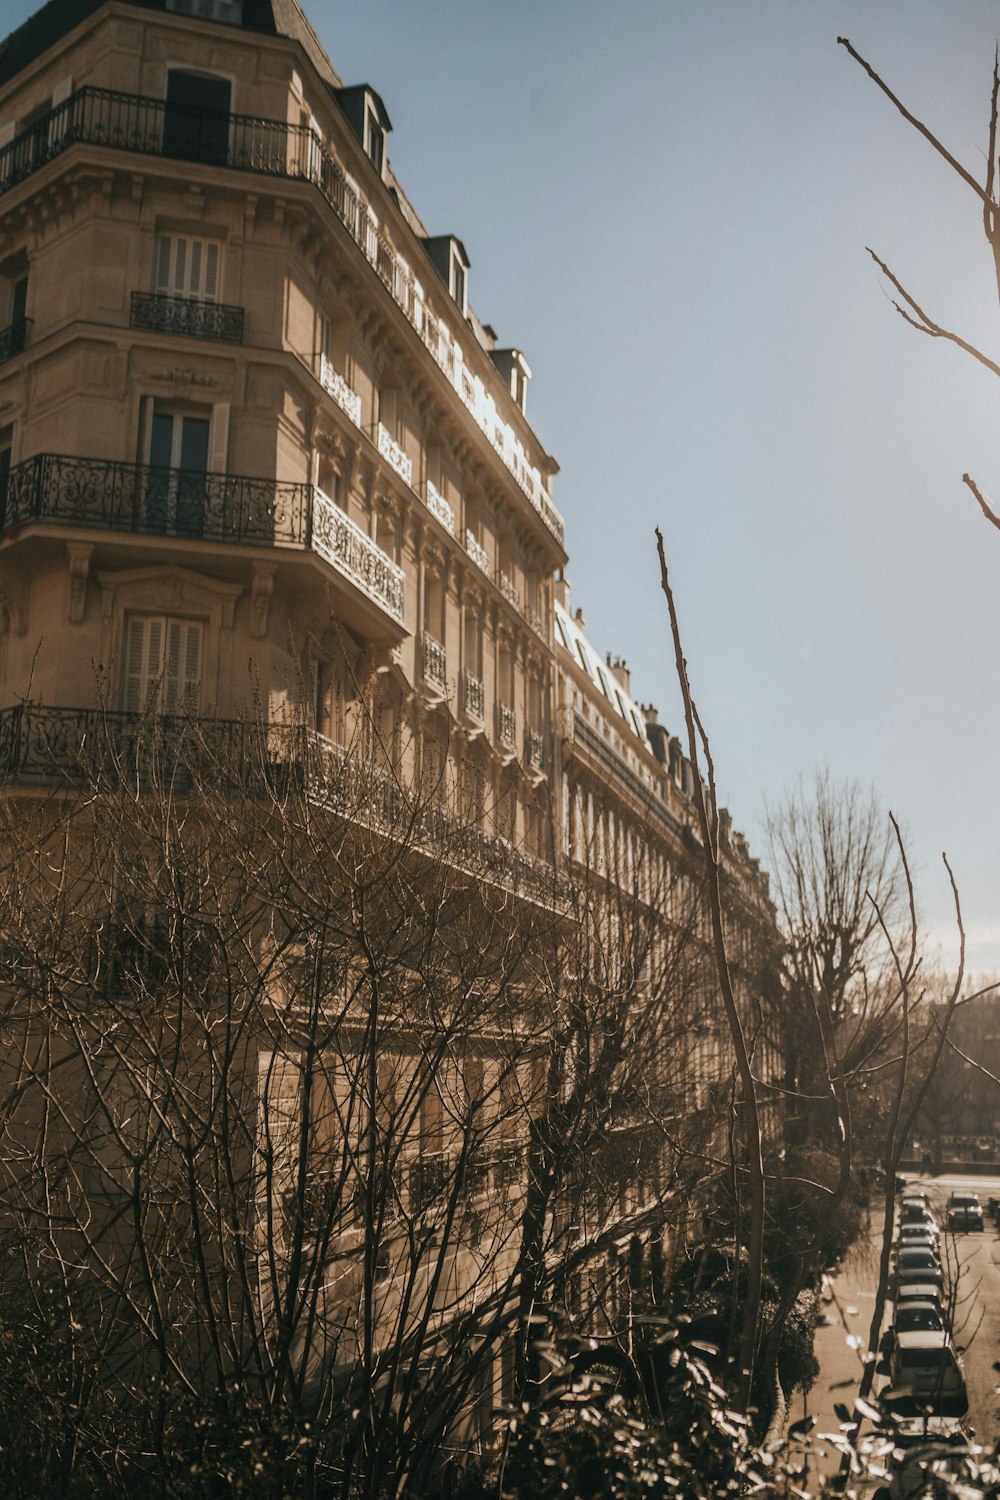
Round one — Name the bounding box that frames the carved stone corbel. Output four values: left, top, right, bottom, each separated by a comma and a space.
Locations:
249, 567, 275, 640
67, 543, 93, 624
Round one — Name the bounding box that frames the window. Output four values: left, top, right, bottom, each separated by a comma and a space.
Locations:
163, 71, 232, 166
450, 249, 466, 314
155, 234, 221, 302
122, 614, 203, 713
365, 106, 384, 174
140, 399, 228, 535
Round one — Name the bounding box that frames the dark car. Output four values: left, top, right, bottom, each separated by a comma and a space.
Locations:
946, 1193, 984, 1232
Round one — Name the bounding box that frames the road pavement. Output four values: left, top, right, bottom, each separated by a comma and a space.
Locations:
795, 1173, 1000, 1481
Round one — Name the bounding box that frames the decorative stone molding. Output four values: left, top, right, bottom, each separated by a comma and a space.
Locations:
249, 568, 275, 640
67, 543, 93, 624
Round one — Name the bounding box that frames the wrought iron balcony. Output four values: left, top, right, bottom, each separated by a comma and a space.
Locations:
424, 481, 454, 535
525, 729, 545, 772
497, 702, 516, 747
421, 634, 447, 692
376, 423, 413, 486
1, 454, 404, 624
463, 670, 485, 722
409, 1153, 450, 1213
465, 530, 489, 573
0, 317, 31, 365
0, 704, 566, 906
0, 84, 565, 547
319, 354, 362, 426
130, 291, 244, 343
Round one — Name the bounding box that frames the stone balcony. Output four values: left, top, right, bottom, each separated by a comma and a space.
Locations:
376, 424, 413, 487
465, 530, 489, 573
424, 481, 454, 535
1, 453, 404, 626
319, 354, 362, 426
498, 572, 521, 610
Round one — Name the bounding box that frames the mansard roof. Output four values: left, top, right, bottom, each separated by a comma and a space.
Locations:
0, 0, 340, 89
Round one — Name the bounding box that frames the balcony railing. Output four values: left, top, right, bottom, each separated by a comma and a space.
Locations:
0, 706, 567, 906
498, 572, 521, 610
525, 729, 545, 771
1, 454, 404, 624
319, 354, 362, 426
424, 481, 454, 535
409, 1153, 450, 1213
0, 84, 565, 546
465, 530, 489, 573
0, 317, 31, 365
130, 291, 244, 343
421, 634, 447, 691
497, 702, 516, 747
376, 423, 413, 486
463, 671, 485, 722
527, 604, 546, 638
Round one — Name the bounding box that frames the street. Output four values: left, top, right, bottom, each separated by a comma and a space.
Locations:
797, 1173, 1000, 1478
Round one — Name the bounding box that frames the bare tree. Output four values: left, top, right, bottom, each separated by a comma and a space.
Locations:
838, 36, 1000, 531
0, 681, 735, 1497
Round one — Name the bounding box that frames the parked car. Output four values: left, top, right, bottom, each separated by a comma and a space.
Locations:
900, 1201, 937, 1228
893, 1301, 946, 1337
893, 1248, 944, 1293
894, 1282, 945, 1313
896, 1224, 939, 1251
946, 1193, 984, 1232
886, 1330, 968, 1414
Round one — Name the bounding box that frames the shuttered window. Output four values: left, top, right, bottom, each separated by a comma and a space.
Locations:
155, 234, 222, 302
123, 614, 203, 713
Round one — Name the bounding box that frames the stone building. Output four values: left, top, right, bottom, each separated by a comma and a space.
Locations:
0, 0, 778, 1480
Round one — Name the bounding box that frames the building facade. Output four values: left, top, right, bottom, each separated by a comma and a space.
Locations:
0, 0, 778, 1486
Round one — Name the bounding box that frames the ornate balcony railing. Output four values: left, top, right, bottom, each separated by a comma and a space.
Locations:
312, 487, 404, 622
130, 291, 244, 343
409, 1153, 450, 1214
498, 572, 521, 610
497, 702, 516, 747
527, 604, 546, 638
525, 729, 545, 771
465, 530, 489, 573
0, 317, 31, 365
424, 481, 454, 535
463, 671, 485, 722
1, 454, 404, 623
376, 423, 413, 486
319, 354, 362, 426
0, 84, 565, 546
421, 634, 447, 691
0, 706, 567, 906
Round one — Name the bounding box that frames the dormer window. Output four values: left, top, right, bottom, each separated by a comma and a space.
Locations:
365, 106, 384, 174
334, 85, 392, 182
423, 236, 471, 315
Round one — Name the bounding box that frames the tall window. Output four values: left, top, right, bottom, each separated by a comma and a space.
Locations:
163, 70, 232, 166
122, 615, 203, 713
155, 234, 221, 302
0, 424, 12, 528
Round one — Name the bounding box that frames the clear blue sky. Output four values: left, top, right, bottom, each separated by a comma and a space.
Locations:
6, 0, 1000, 974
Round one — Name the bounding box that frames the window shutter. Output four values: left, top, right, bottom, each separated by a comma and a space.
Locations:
208, 403, 229, 473
163, 619, 202, 711
123, 615, 163, 712
155, 234, 222, 300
